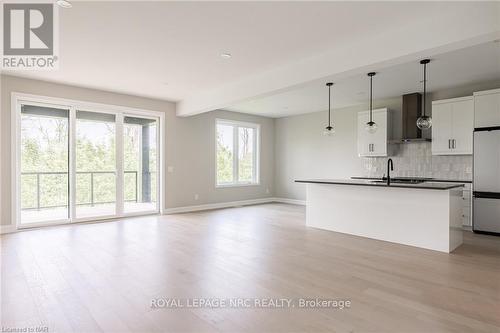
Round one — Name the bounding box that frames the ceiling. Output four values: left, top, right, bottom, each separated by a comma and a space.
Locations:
2, 1, 499, 116
227, 42, 500, 117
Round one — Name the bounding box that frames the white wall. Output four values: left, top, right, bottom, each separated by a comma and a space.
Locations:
274, 98, 401, 200
0, 75, 274, 226
274, 81, 500, 200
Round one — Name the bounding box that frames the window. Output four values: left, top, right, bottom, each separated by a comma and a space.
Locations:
216, 119, 259, 186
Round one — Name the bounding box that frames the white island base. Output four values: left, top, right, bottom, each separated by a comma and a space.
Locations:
305, 183, 463, 253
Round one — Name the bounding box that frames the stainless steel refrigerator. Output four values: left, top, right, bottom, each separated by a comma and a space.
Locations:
473, 127, 500, 235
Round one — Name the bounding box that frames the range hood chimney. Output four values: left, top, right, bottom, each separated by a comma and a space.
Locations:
393, 93, 431, 143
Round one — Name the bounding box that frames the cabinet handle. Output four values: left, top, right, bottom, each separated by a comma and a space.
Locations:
453, 139, 456, 149
448, 139, 451, 149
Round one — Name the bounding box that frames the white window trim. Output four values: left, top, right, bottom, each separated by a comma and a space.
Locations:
11, 92, 165, 230
215, 118, 260, 188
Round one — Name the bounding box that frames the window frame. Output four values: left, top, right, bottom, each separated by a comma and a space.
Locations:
215, 119, 260, 188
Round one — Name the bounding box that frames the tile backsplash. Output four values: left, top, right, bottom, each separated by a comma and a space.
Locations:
362, 142, 472, 180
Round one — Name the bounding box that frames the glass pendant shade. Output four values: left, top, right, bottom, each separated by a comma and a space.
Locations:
416, 115, 432, 130
365, 121, 378, 134
323, 125, 335, 136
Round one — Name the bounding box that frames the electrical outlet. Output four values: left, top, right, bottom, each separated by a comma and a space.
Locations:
167, 166, 174, 173
194, 194, 199, 201
266, 188, 270, 194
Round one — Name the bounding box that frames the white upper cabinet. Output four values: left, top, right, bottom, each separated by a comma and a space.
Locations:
431, 97, 473, 155
357, 108, 392, 157
474, 88, 500, 128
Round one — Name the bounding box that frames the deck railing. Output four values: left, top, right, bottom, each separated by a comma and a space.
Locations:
20, 171, 146, 210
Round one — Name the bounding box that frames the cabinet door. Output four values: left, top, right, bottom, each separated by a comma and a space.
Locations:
357, 112, 371, 156
451, 99, 473, 154
474, 92, 500, 128
431, 103, 452, 155
371, 111, 387, 156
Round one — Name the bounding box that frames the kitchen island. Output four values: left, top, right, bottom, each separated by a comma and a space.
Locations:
295, 179, 464, 253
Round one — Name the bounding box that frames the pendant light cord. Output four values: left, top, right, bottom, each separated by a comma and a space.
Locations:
326, 82, 333, 128
369, 75, 373, 122
328, 84, 331, 127
423, 61, 427, 117
420, 59, 430, 118
367, 72, 375, 123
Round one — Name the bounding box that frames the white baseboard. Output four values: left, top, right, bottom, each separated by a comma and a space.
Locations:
164, 197, 306, 214
164, 198, 275, 214
0, 224, 16, 234
272, 197, 306, 206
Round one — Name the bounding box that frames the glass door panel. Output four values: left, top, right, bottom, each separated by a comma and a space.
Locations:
20, 104, 69, 224
75, 111, 116, 218
123, 116, 158, 213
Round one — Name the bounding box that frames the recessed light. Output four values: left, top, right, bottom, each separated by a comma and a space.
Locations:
220, 53, 232, 59
56, 0, 72, 8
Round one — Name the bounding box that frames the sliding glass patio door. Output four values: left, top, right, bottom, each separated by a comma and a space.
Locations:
17, 99, 160, 227
20, 104, 70, 225
123, 115, 158, 214
75, 111, 117, 219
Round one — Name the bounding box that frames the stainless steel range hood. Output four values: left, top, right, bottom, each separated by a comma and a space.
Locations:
390, 93, 431, 144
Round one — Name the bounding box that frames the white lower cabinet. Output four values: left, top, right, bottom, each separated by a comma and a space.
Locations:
358, 108, 392, 157
431, 97, 473, 155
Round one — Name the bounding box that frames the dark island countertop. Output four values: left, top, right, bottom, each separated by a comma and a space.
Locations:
295, 179, 464, 190
351, 176, 472, 184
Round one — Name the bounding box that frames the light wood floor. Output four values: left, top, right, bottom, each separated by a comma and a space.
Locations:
1, 203, 499, 333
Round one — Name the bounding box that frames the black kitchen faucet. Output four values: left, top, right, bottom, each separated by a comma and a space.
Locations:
387, 158, 394, 186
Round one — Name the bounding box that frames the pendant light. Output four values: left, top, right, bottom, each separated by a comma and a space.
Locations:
416, 59, 432, 129
365, 72, 378, 134
323, 82, 335, 136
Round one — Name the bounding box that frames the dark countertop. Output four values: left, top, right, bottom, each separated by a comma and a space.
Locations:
351, 176, 472, 184
295, 179, 464, 190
